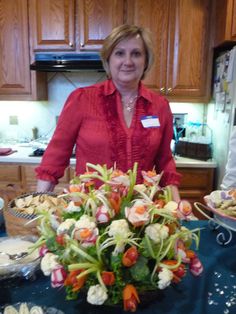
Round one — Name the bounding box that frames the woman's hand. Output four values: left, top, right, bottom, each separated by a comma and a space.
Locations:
37, 179, 55, 193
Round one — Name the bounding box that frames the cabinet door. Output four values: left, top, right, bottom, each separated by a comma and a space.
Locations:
178, 167, 215, 219
167, 0, 211, 101
29, 0, 75, 51
213, 0, 236, 46
126, 0, 168, 91
232, 0, 236, 39
0, 0, 31, 98
78, 0, 124, 50
126, 0, 212, 102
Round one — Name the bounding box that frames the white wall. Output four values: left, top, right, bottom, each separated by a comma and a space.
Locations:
0, 72, 206, 144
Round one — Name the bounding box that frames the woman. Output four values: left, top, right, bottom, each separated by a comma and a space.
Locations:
36, 24, 181, 201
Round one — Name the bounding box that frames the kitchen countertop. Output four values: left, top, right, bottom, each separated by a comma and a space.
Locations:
0, 145, 217, 168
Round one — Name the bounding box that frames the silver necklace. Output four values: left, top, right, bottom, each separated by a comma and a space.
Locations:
122, 95, 138, 112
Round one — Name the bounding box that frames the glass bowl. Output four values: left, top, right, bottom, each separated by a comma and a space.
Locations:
0, 235, 41, 280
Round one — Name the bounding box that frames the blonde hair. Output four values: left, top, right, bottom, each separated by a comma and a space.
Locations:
100, 24, 154, 80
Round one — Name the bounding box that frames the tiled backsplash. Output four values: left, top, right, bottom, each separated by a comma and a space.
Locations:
0, 72, 205, 144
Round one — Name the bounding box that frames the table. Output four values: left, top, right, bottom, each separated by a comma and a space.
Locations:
0, 221, 236, 314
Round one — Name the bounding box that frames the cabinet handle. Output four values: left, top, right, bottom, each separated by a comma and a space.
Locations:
69, 42, 73, 47
160, 87, 165, 93
167, 87, 172, 93
80, 42, 85, 48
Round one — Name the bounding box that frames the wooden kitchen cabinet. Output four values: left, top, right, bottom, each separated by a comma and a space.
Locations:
0, 164, 24, 206
126, 0, 212, 102
29, 0, 124, 52
0, 0, 31, 99
0, 0, 47, 100
29, 0, 76, 51
0, 0, 30, 98
178, 167, 215, 219
212, 0, 236, 47
0, 163, 72, 204
77, 0, 124, 50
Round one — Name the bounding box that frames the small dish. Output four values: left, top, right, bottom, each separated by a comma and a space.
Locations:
0, 235, 40, 280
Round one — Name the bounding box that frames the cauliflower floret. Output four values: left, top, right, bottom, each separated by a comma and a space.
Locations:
145, 223, 169, 243
108, 219, 130, 237
57, 218, 76, 235
75, 215, 96, 230
158, 268, 173, 289
40, 253, 59, 276
87, 285, 108, 305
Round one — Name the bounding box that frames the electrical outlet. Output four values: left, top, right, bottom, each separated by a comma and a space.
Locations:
9, 115, 18, 125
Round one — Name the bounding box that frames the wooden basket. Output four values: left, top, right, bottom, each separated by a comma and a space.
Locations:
3, 208, 38, 236
3, 192, 57, 237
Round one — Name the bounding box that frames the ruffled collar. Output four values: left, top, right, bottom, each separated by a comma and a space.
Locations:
102, 79, 152, 104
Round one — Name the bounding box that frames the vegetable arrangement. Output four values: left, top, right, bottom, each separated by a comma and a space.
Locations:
32, 163, 203, 312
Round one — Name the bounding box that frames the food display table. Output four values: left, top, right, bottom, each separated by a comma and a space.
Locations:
0, 220, 236, 314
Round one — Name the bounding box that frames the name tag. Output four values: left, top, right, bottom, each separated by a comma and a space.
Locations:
141, 115, 160, 128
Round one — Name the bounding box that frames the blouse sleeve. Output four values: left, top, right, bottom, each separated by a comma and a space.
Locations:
154, 98, 182, 187
35, 89, 84, 184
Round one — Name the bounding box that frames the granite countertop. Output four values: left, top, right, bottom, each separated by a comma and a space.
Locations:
0, 144, 217, 168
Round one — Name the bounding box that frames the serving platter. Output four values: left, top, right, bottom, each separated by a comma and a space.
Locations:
194, 189, 236, 245
203, 190, 236, 230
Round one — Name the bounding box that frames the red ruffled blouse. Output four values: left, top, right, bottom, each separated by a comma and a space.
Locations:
36, 79, 181, 186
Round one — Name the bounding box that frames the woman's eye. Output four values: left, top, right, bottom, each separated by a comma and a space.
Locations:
132, 51, 142, 57
114, 50, 124, 56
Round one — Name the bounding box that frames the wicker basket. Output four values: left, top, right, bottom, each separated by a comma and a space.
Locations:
3, 192, 58, 237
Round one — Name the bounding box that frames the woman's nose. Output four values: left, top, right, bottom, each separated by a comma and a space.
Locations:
123, 54, 133, 65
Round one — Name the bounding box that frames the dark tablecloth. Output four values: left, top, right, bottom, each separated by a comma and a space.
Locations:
1, 221, 236, 314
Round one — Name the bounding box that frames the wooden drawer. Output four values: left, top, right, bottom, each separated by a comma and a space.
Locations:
178, 168, 214, 190
22, 165, 70, 183
0, 164, 22, 182
178, 167, 215, 219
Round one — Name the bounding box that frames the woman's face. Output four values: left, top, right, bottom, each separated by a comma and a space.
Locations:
108, 35, 146, 88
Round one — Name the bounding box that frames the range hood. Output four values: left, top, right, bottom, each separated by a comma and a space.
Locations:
30, 52, 104, 72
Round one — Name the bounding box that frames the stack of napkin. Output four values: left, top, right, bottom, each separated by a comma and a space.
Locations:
0, 148, 17, 156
